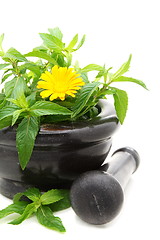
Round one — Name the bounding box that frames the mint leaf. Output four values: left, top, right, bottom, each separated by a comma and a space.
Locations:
112, 76, 148, 90
66, 34, 78, 51
16, 116, 39, 170
9, 202, 38, 225
112, 87, 128, 124
19, 63, 41, 77
36, 206, 66, 232
49, 190, 71, 212
0, 106, 18, 120
0, 201, 28, 219
40, 190, 64, 205
3, 48, 27, 62
25, 51, 58, 65
74, 34, 86, 51
48, 27, 63, 40
4, 77, 28, 98
112, 54, 132, 80
12, 109, 25, 126
0, 63, 10, 70
30, 101, 72, 117
72, 82, 100, 118
14, 188, 41, 202
0, 33, 4, 55
0, 116, 12, 129
81, 64, 103, 73
39, 33, 64, 52
0, 93, 5, 102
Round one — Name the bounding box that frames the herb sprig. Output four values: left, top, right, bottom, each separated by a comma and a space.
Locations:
0, 188, 70, 232
0, 27, 147, 169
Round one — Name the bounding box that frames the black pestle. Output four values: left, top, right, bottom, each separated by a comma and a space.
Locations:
70, 147, 140, 225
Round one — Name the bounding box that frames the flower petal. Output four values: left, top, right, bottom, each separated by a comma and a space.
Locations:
40, 90, 53, 98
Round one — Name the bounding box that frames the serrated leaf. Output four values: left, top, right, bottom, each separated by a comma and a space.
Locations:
74, 34, 86, 51
81, 64, 103, 73
3, 48, 27, 62
112, 76, 148, 90
25, 51, 58, 65
16, 116, 39, 170
49, 190, 71, 212
0, 115, 12, 130
48, 27, 63, 40
4, 77, 28, 98
39, 33, 64, 52
36, 206, 65, 232
19, 63, 41, 77
0, 34, 4, 52
30, 101, 72, 117
72, 82, 100, 118
112, 87, 128, 124
0, 63, 10, 70
66, 34, 78, 51
9, 202, 38, 225
0, 201, 29, 219
112, 54, 132, 80
12, 109, 25, 126
1, 73, 13, 83
40, 189, 64, 205
7, 94, 28, 109
0, 93, 5, 102
0, 106, 19, 121
14, 188, 41, 203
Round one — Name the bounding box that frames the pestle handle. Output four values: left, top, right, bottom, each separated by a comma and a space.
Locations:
105, 147, 140, 189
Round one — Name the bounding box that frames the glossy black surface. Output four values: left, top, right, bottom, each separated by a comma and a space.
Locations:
0, 100, 119, 198
70, 147, 140, 225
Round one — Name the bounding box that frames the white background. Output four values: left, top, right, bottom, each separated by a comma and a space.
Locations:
0, 0, 160, 239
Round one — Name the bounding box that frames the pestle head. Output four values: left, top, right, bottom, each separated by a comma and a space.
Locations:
70, 171, 124, 225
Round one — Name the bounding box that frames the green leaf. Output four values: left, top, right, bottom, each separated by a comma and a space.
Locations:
39, 33, 64, 52
112, 87, 128, 124
9, 202, 38, 225
25, 51, 58, 65
36, 206, 66, 232
74, 34, 86, 50
0, 106, 18, 121
16, 116, 39, 170
66, 34, 78, 51
48, 27, 63, 40
0, 115, 12, 129
40, 189, 64, 205
72, 82, 100, 118
12, 109, 25, 126
81, 64, 103, 73
30, 101, 72, 117
1, 73, 13, 83
0, 93, 5, 102
0, 201, 29, 219
4, 77, 28, 98
3, 48, 27, 62
49, 190, 71, 212
7, 94, 28, 109
112, 76, 148, 90
112, 54, 132, 79
0, 34, 4, 54
0, 63, 10, 70
14, 188, 41, 203
19, 63, 41, 77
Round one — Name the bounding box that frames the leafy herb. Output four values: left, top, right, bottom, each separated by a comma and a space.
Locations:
0, 27, 147, 169
0, 188, 70, 233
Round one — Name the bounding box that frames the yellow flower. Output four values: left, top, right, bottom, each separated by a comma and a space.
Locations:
37, 65, 85, 101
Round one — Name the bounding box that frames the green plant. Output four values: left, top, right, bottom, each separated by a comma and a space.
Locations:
0, 188, 70, 232
0, 27, 147, 169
